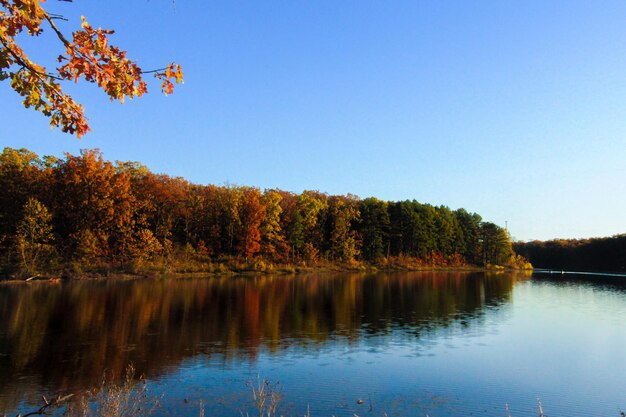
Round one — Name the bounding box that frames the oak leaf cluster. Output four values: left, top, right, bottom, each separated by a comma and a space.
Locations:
0, 0, 183, 137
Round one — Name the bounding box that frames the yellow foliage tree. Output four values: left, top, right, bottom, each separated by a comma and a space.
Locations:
15, 197, 54, 275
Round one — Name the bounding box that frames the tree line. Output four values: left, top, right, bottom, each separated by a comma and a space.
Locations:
0, 147, 526, 278
514, 235, 626, 273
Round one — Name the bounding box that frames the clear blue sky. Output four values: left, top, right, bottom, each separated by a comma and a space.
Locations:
2, 1, 626, 241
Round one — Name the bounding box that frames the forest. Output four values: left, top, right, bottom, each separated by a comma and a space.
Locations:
514, 235, 626, 273
0, 147, 528, 279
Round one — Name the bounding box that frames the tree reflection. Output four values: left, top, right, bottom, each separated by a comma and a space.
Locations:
0, 272, 521, 412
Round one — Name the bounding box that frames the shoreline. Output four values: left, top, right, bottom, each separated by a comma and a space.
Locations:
0, 262, 529, 283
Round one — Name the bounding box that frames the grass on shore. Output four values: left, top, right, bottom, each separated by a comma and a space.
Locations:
4, 251, 529, 282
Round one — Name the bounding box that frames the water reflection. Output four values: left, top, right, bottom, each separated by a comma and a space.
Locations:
0, 271, 521, 412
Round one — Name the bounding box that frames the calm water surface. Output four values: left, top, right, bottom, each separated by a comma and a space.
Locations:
0, 272, 624, 416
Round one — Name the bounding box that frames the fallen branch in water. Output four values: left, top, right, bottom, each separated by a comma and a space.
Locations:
16, 394, 74, 417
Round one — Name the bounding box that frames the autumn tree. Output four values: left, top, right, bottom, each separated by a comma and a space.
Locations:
128, 228, 163, 262
287, 192, 327, 262
275, 190, 298, 261
15, 197, 55, 275
0, 149, 39, 254
219, 185, 243, 255
114, 160, 168, 260
196, 184, 227, 256
237, 187, 266, 259
133, 173, 189, 256
0, 0, 183, 137
260, 190, 287, 261
328, 195, 360, 263
51, 149, 135, 261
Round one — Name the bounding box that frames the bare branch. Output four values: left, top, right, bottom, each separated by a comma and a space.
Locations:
141, 67, 170, 75
43, 13, 71, 47
47, 13, 68, 22
18, 394, 74, 417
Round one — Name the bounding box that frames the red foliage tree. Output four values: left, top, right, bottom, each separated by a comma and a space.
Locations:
238, 188, 266, 259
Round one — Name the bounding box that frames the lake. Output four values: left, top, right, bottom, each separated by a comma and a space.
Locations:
1, 271, 624, 416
